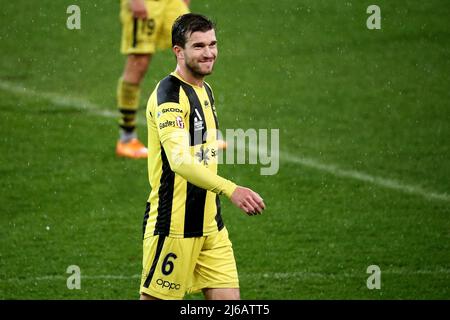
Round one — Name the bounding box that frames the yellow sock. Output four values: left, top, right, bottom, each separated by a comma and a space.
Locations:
117, 78, 140, 133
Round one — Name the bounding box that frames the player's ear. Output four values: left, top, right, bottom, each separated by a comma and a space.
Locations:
173, 46, 184, 60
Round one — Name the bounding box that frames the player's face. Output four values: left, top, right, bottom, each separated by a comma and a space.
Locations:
183, 29, 218, 78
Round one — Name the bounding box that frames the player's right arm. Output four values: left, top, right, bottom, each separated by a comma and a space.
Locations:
129, 0, 147, 19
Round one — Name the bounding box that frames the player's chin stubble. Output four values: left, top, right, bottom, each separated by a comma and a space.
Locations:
185, 59, 215, 78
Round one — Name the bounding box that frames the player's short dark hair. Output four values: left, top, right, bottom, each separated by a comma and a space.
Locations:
172, 13, 215, 48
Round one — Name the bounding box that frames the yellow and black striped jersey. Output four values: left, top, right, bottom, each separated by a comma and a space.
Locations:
143, 72, 237, 239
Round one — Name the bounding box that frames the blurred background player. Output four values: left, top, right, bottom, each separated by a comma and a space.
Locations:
116, 0, 190, 159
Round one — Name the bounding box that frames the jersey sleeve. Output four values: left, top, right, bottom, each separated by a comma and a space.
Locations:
155, 101, 188, 145
155, 101, 236, 198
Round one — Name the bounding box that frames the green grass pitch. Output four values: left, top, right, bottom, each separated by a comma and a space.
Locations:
1, 0, 449, 299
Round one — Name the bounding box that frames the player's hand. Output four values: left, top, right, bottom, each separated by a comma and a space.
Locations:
129, 0, 148, 19
182, 0, 191, 7
230, 186, 265, 216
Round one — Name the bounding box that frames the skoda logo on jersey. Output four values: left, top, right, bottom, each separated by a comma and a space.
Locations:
162, 107, 183, 113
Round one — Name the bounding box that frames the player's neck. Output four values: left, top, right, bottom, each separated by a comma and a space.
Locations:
175, 65, 204, 88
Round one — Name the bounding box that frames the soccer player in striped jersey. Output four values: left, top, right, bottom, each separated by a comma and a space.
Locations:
140, 13, 265, 300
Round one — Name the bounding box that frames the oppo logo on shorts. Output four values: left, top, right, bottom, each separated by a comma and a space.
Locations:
156, 278, 181, 290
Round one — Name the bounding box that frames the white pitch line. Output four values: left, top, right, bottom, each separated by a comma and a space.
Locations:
2, 268, 450, 283
246, 145, 449, 202
0, 80, 119, 120
1, 275, 140, 282
1, 80, 448, 202
280, 152, 450, 202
